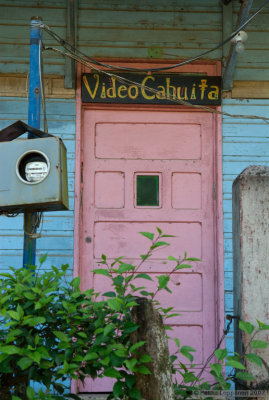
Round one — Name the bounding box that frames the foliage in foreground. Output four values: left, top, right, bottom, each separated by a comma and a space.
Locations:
0, 228, 268, 400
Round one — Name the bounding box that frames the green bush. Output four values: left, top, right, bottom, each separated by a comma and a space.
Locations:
0, 228, 268, 400
0, 257, 150, 400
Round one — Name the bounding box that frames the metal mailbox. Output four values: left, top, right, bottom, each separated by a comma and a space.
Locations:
0, 137, 69, 213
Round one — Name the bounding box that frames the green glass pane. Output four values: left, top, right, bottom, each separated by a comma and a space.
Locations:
136, 175, 159, 206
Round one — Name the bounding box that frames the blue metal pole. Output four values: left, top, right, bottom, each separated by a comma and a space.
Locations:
23, 17, 43, 268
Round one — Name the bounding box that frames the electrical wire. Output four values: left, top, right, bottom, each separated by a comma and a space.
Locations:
44, 45, 269, 124
40, 0, 269, 73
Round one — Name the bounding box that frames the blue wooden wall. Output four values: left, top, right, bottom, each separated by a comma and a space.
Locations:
0, 0, 269, 80
0, 2, 269, 382
222, 99, 269, 355
0, 97, 76, 278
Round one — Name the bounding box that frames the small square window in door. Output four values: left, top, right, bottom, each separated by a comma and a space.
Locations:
136, 174, 160, 207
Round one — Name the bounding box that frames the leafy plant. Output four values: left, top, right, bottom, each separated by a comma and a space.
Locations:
0, 228, 268, 400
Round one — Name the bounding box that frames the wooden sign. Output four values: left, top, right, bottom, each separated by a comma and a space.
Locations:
81, 73, 221, 105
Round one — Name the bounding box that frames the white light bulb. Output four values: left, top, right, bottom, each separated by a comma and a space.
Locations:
235, 41, 245, 54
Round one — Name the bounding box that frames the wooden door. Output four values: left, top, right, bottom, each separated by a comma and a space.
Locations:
79, 108, 219, 392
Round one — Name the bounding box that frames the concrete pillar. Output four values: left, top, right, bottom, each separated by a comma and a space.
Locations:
131, 298, 174, 400
233, 166, 269, 387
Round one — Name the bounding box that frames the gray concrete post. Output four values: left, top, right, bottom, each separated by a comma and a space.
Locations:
131, 298, 174, 400
233, 166, 269, 388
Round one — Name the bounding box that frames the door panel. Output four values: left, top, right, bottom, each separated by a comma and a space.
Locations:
79, 109, 216, 392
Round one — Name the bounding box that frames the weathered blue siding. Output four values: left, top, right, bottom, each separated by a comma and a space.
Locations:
0, 3, 269, 386
0, 0, 269, 80
0, 97, 76, 278
222, 99, 269, 355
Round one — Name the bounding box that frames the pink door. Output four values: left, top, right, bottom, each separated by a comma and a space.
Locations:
78, 108, 221, 392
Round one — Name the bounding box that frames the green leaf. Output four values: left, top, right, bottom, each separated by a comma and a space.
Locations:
139, 290, 152, 296
215, 348, 228, 361
104, 367, 121, 378
165, 313, 180, 318
151, 241, 169, 249
102, 291, 116, 297
77, 332, 87, 339
161, 234, 176, 238
17, 305, 24, 319
130, 341, 146, 353
185, 257, 200, 261
181, 345, 195, 353
174, 338, 180, 348
115, 348, 127, 358
93, 268, 110, 276
167, 256, 178, 261
245, 353, 262, 367
71, 276, 81, 289
53, 331, 69, 342
140, 232, 154, 240
118, 263, 134, 273
104, 323, 114, 336
12, 396, 22, 400
257, 320, 269, 330
29, 351, 41, 363
125, 358, 137, 371
24, 292, 36, 300
39, 253, 48, 265
135, 273, 153, 281
235, 371, 255, 381
113, 381, 123, 398
126, 301, 138, 308
112, 275, 124, 287
250, 340, 268, 349
84, 352, 99, 361
7, 310, 20, 321
226, 360, 245, 370
125, 375, 136, 389
239, 320, 255, 335
140, 254, 149, 261
23, 317, 46, 327
210, 363, 222, 377
136, 365, 151, 374
139, 354, 152, 363
157, 275, 170, 290
107, 298, 122, 311
17, 357, 34, 370
176, 264, 193, 270
156, 226, 162, 235
26, 386, 35, 400
129, 387, 142, 400
180, 345, 196, 362
0, 272, 15, 279
0, 345, 22, 355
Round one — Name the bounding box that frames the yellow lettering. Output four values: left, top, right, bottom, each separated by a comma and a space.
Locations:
83, 74, 99, 99
106, 77, 116, 98
191, 84, 197, 100
199, 79, 208, 100
208, 85, 219, 100
177, 86, 188, 100
141, 76, 155, 100
118, 85, 127, 98
156, 85, 166, 100
128, 85, 139, 99
166, 78, 176, 99
100, 83, 106, 98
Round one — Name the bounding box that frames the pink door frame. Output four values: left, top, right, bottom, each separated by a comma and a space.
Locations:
72, 59, 224, 393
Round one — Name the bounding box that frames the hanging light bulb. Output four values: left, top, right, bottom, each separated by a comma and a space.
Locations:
235, 41, 245, 53
231, 30, 248, 54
